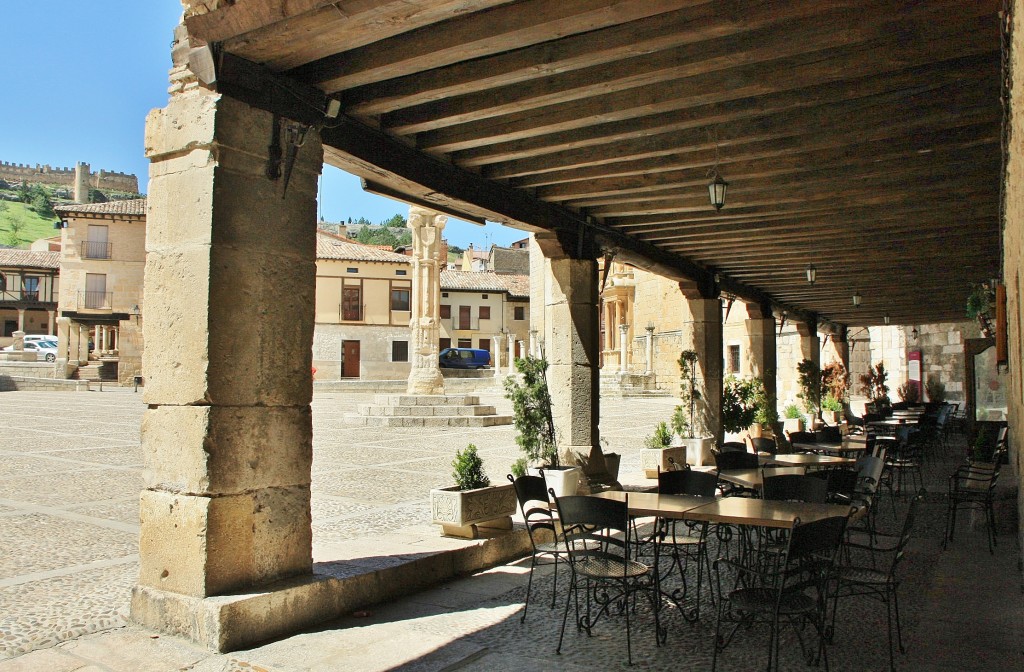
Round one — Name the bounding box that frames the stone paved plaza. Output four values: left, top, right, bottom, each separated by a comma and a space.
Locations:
1, 387, 1020, 671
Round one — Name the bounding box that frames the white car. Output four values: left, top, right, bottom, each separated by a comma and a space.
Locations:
2, 340, 58, 362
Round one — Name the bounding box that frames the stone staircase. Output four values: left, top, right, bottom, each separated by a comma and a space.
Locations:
348, 394, 513, 427
73, 359, 119, 383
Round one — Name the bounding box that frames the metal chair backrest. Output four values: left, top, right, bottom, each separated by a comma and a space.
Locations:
749, 436, 778, 455
763, 473, 828, 503
718, 441, 747, 454
786, 431, 817, 446
715, 450, 760, 470
856, 454, 885, 493
553, 494, 633, 569
787, 514, 850, 564
891, 490, 926, 578
508, 474, 555, 544
659, 468, 718, 497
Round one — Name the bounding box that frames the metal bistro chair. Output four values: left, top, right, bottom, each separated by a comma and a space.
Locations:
554, 494, 664, 666
943, 442, 1007, 554
712, 514, 849, 672
717, 441, 748, 454
749, 436, 779, 456
762, 473, 829, 504
714, 450, 760, 497
656, 468, 719, 620
786, 431, 818, 453
508, 474, 568, 623
829, 491, 925, 672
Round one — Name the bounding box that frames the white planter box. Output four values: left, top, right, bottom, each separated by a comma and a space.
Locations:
783, 418, 805, 434
640, 446, 686, 478
430, 483, 517, 539
681, 437, 714, 467
526, 466, 583, 497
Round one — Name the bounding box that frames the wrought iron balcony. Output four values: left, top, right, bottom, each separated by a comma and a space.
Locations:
81, 241, 113, 259
81, 291, 113, 310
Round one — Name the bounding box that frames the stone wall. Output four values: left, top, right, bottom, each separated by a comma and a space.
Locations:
0, 161, 139, 193
312, 323, 410, 380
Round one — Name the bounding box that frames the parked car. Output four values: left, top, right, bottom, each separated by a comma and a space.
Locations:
2, 340, 58, 362
23, 334, 54, 344
439, 347, 491, 369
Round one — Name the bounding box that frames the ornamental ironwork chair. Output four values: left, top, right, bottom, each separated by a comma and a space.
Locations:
714, 450, 760, 497
508, 474, 568, 623
763, 473, 828, 504
943, 442, 1007, 554
712, 514, 849, 672
554, 494, 663, 666
717, 441, 748, 454
829, 491, 925, 672
749, 436, 778, 455
786, 431, 818, 452
656, 468, 719, 620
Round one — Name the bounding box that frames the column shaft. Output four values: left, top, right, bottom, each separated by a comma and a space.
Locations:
686, 298, 724, 443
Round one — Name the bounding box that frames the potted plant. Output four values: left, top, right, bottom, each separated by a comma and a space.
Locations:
896, 381, 920, 405
966, 281, 996, 337
640, 420, 684, 478
430, 444, 516, 539
721, 375, 760, 438
751, 382, 778, 439
821, 393, 843, 426
859, 362, 891, 411
925, 376, 946, 403
796, 359, 822, 425
676, 350, 714, 466
782, 403, 805, 434
503, 356, 581, 496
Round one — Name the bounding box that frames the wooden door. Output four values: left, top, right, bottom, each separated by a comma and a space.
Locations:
342, 340, 360, 378
458, 305, 471, 330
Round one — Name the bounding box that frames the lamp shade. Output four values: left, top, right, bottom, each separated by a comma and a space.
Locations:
883, 314, 890, 325
852, 292, 862, 308
708, 174, 728, 210
806, 263, 816, 285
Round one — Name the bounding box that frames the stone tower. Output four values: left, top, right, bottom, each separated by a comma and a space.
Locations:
73, 162, 90, 203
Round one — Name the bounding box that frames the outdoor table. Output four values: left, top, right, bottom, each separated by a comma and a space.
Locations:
592, 490, 715, 519
868, 418, 919, 428
762, 453, 856, 468
684, 497, 853, 529
715, 467, 804, 491
789, 438, 868, 456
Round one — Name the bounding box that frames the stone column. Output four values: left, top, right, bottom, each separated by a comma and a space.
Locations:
493, 333, 503, 376
406, 207, 447, 395
67, 321, 79, 364
618, 324, 629, 373
745, 302, 778, 426
529, 329, 538, 358
47, 310, 55, 335
57, 316, 71, 366
645, 324, 655, 375
16, 308, 25, 331
680, 281, 724, 443
797, 318, 821, 369
518, 340, 525, 359
131, 57, 327, 651
534, 232, 611, 485
77, 324, 89, 365
507, 333, 515, 369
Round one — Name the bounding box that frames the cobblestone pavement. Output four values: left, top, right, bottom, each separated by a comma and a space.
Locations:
0, 386, 675, 661
1, 388, 1020, 671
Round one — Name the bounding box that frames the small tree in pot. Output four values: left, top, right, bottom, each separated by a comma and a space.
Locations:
796, 359, 822, 424
430, 444, 516, 539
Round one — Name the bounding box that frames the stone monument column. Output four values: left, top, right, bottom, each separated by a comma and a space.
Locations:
618, 324, 629, 373
131, 28, 330, 651
406, 206, 447, 395
645, 324, 655, 375
507, 332, 516, 369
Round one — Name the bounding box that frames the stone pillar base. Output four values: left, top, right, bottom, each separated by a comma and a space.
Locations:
130, 574, 342, 652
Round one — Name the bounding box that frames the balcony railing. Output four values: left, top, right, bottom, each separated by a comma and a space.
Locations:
81, 241, 113, 259
0, 289, 53, 305
81, 291, 113, 310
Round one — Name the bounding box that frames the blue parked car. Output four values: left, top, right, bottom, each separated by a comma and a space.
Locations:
439, 347, 491, 369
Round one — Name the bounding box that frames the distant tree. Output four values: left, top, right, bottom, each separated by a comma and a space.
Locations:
88, 189, 108, 204
356, 226, 399, 247
30, 191, 54, 218
447, 244, 464, 255
5, 218, 23, 247
353, 216, 372, 226
381, 213, 407, 228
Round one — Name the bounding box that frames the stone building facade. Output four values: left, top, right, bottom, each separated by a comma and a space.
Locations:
0, 249, 59, 343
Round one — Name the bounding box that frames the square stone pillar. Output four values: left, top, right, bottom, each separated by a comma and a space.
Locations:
687, 297, 724, 444
797, 319, 821, 369
131, 81, 332, 651
745, 302, 777, 421
77, 323, 90, 365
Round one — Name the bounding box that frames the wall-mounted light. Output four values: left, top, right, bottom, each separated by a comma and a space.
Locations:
911, 326, 919, 342
806, 263, 816, 285
852, 292, 862, 308
131, 304, 141, 323
883, 314, 890, 325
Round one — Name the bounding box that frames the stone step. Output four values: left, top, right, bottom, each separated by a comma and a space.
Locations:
344, 414, 513, 428
356, 404, 498, 417
372, 394, 480, 407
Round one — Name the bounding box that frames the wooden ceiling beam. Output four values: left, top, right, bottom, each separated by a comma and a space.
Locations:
451, 53, 997, 168
379, 0, 977, 135
414, 16, 996, 153
291, 0, 702, 91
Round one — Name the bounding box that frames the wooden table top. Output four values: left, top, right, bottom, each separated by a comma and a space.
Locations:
868, 418, 919, 427
790, 440, 868, 455
592, 491, 717, 519
764, 453, 856, 467
715, 467, 804, 489
684, 497, 853, 529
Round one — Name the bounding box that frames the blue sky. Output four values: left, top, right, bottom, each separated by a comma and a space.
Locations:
0, 2, 522, 249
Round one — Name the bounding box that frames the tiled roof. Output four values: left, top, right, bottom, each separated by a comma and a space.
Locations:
54, 198, 147, 217
316, 232, 411, 263
0, 249, 61, 269
441, 270, 529, 298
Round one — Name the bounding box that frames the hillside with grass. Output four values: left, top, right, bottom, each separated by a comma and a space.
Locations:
0, 199, 57, 247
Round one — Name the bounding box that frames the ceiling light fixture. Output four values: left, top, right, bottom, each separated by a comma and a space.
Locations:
883, 314, 890, 325
806, 263, 816, 285
852, 292, 862, 308
707, 128, 728, 210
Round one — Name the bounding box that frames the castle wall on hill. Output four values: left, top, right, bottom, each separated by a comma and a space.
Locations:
0, 161, 139, 193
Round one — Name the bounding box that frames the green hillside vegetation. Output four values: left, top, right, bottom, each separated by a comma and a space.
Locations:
0, 199, 58, 248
